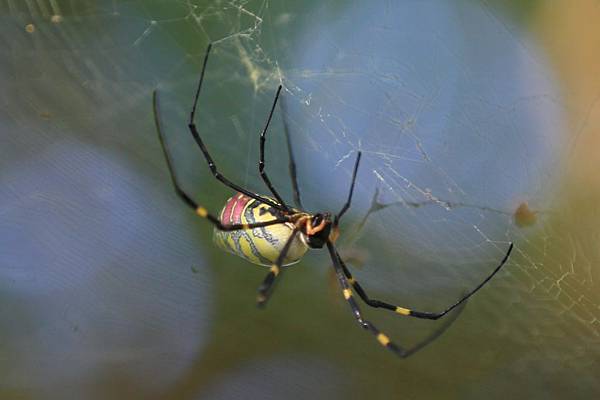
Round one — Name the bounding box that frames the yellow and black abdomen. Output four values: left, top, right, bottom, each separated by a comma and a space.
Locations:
213, 193, 307, 266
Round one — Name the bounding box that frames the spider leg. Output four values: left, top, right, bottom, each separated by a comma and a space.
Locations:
279, 95, 303, 209
335, 151, 362, 225
334, 243, 513, 320
186, 43, 286, 211
326, 242, 419, 357
153, 90, 288, 231
258, 85, 290, 211
329, 241, 468, 357
256, 228, 300, 307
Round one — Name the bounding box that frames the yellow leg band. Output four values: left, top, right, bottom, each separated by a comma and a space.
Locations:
343, 289, 352, 300
395, 307, 411, 316
377, 333, 390, 346
196, 207, 208, 217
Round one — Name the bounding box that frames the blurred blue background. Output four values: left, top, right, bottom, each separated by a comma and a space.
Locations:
1, 1, 599, 399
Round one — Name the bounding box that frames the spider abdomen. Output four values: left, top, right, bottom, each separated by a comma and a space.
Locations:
213, 193, 308, 266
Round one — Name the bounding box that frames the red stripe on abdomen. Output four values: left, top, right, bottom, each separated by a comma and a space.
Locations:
221, 193, 252, 224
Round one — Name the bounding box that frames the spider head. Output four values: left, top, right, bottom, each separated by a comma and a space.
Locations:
304, 213, 333, 249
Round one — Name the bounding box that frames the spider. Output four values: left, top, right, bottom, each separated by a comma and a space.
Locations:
152, 43, 514, 358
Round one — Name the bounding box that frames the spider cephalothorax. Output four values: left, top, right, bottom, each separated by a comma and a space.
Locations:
297, 212, 333, 249
152, 41, 514, 358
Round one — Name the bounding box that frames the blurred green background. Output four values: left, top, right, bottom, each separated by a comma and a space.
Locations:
1, 1, 599, 399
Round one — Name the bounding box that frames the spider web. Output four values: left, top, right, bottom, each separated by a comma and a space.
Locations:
1, 0, 599, 399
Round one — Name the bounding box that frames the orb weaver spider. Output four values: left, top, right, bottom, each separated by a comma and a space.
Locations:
152, 43, 514, 358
